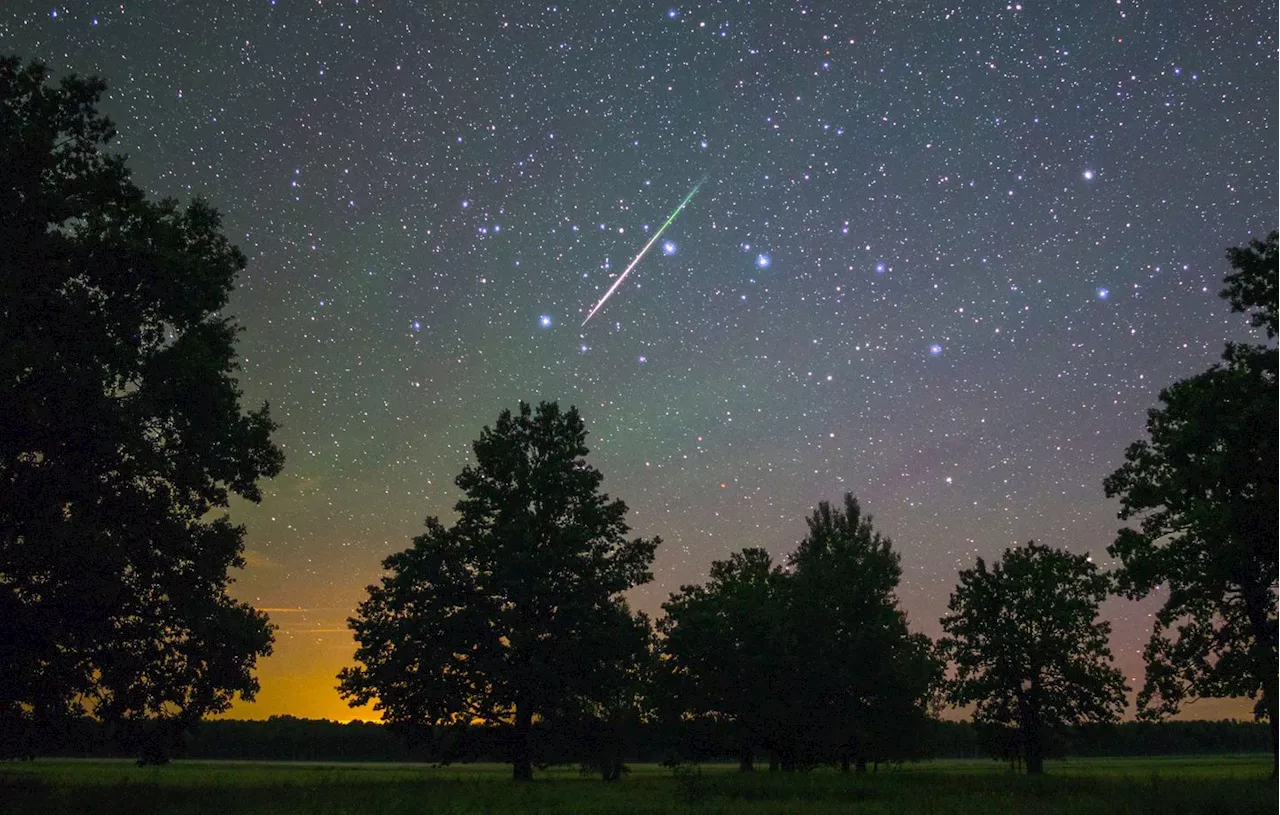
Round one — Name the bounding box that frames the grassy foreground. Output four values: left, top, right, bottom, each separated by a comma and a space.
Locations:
0, 755, 1273, 814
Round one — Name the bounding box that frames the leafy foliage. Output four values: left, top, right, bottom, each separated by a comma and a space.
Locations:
660, 548, 789, 769
338, 401, 658, 780
1222, 230, 1277, 337
939, 542, 1127, 774
661, 495, 939, 771
1103, 230, 1277, 770
1106, 353, 1278, 715
0, 56, 282, 761
784, 495, 940, 768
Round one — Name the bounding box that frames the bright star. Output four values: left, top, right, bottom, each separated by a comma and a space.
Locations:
1083, 169, 1095, 181
539, 315, 552, 327
662, 241, 677, 255
875, 262, 886, 273
929, 344, 943, 356
1097, 288, 1109, 299
756, 253, 771, 268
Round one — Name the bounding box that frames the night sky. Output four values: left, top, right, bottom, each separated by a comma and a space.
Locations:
3, 1, 1274, 721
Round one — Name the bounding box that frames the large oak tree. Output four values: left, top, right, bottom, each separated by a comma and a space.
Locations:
1104, 230, 1277, 773
940, 542, 1127, 774
0, 57, 283, 761
338, 401, 658, 780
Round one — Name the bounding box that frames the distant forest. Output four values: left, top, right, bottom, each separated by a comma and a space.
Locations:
30, 717, 1273, 766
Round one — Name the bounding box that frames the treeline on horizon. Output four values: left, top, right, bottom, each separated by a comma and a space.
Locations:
26, 716, 1274, 766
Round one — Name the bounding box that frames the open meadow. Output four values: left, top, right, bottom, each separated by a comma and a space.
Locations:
1, 755, 1274, 815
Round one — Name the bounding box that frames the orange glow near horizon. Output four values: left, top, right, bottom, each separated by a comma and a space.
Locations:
225, 578, 382, 722
223, 602, 1256, 724
226, 647, 1255, 723
223, 636, 382, 722
225, 526, 1257, 726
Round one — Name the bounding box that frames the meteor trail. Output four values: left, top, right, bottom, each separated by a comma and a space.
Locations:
581, 176, 706, 327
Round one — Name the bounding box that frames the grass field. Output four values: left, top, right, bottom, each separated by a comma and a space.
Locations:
0, 755, 1273, 814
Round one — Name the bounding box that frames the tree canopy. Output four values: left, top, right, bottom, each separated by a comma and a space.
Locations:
338, 401, 658, 780
1103, 229, 1277, 772
660, 547, 789, 770
661, 495, 938, 772
0, 56, 283, 761
783, 495, 939, 770
1222, 231, 1278, 337
939, 542, 1127, 774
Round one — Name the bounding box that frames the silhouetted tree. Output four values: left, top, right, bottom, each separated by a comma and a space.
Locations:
1104, 230, 1278, 775
784, 495, 940, 771
0, 56, 282, 762
940, 542, 1127, 774
659, 547, 789, 771
557, 606, 656, 780
1222, 231, 1278, 336
337, 401, 658, 780
661, 496, 939, 772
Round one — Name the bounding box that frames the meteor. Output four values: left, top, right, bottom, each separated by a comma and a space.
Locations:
580, 176, 706, 327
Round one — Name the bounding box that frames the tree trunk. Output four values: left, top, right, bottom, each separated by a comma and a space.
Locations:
601, 759, 622, 782
1240, 579, 1278, 779
1270, 715, 1277, 781
512, 704, 533, 781
1024, 725, 1043, 775
768, 751, 779, 771
1020, 684, 1044, 775
855, 758, 867, 774
1259, 655, 1278, 779
840, 757, 850, 773
738, 747, 754, 772
1026, 753, 1043, 775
